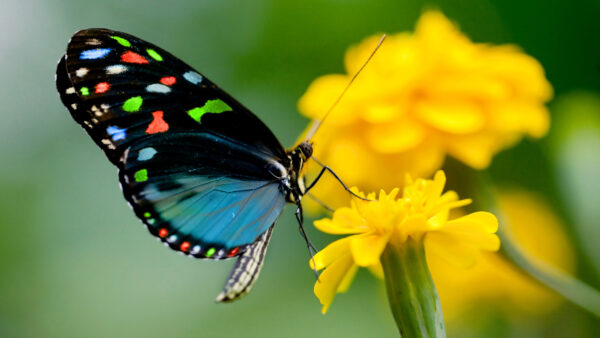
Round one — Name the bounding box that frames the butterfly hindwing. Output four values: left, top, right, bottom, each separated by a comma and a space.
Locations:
120, 134, 287, 258
56, 28, 291, 259
216, 225, 275, 302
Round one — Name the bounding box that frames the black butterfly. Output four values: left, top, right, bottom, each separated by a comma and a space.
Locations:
56, 28, 321, 302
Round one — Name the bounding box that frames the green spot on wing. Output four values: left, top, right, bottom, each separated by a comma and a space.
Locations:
143, 212, 151, 218
146, 48, 163, 62
110, 36, 131, 47
134, 169, 148, 182
123, 96, 143, 112
206, 248, 216, 257
80, 87, 89, 96
187, 99, 233, 123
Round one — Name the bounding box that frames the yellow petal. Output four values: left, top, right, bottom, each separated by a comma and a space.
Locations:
428, 209, 449, 228
414, 99, 485, 134
479, 46, 553, 101
311, 236, 352, 270
446, 211, 499, 233
427, 74, 510, 101
314, 208, 368, 235
366, 118, 426, 153
314, 253, 356, 314
416, 11, 472, 54
489, 101, 550, 138
443, 198, 472, 210
437, 190, 459, 205
350, 232, 391, 266
367, 262, 384, 279
337, 264, 359, 293
425, 170, 447, 203
363, 102, 406, 124
425, 232, 480, 268
439, 227, 501, 251
446, 132, 499, 169
400, 215, 430, 236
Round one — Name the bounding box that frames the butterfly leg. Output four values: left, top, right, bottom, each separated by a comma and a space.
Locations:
305, 158, 372, 201
294, 199, 320, 280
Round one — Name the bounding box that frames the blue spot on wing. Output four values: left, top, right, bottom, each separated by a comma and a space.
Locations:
106, 126, 126, 141
144, 176, 286, 248
137, 147, 157, 161
80, 48, 111, 60
183, 71, 203, 84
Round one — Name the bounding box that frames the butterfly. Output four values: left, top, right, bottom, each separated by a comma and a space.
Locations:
55, 28, 318, 302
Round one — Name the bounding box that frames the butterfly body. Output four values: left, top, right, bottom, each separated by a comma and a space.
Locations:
56, 29, 311, 300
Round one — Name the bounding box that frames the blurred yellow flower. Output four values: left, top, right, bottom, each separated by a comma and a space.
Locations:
299, 11, 552, 210
429, 189, 576, 318
311, 171, 500, 313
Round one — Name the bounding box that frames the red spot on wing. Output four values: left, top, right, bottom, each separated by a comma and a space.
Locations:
160, 76, 176, 86
158, 228, 168, 238
121, 51, 148, 64
146, 111, 169, 134
227, 247, 239, 257
180, 242, 190, 252
95, 82, 110, 94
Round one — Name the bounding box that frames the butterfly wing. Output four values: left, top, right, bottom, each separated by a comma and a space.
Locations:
216, 225, 274, 302
58, 28, 287, 166
117, 133, 287, 257
56, 29, 290, 258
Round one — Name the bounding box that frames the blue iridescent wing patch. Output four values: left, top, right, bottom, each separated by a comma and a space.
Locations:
121, 134, 287, 257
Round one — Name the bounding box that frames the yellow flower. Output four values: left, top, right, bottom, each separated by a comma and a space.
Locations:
299, 11, 552, 210
429, 189, 576, 319
311, 170, 500, 313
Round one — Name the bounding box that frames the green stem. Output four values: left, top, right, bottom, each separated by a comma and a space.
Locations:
380, 237, 446, 337
498, 227, 600, 316
474, 171, 600, 316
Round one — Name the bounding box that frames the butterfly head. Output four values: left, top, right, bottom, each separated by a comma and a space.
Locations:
297, 141, 313, 161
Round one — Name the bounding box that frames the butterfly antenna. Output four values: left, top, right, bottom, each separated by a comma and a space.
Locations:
305, 34, 386, 141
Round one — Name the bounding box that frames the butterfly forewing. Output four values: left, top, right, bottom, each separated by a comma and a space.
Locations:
56, 28, 290, 260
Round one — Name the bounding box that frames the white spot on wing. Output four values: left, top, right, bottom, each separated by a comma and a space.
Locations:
106, 64, 127, 75
66, 87, 76, 94
86, 38, 102, 45
191, 245, 201, 255
75, 67, 88, 77
91, 105, 102, 116
183, 71, 203, 84
145, 83, 171, 94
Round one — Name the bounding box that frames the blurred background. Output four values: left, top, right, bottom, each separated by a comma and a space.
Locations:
1, 0, 599, 337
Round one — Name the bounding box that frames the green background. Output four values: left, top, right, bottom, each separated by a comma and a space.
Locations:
1, 0, 599, 337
